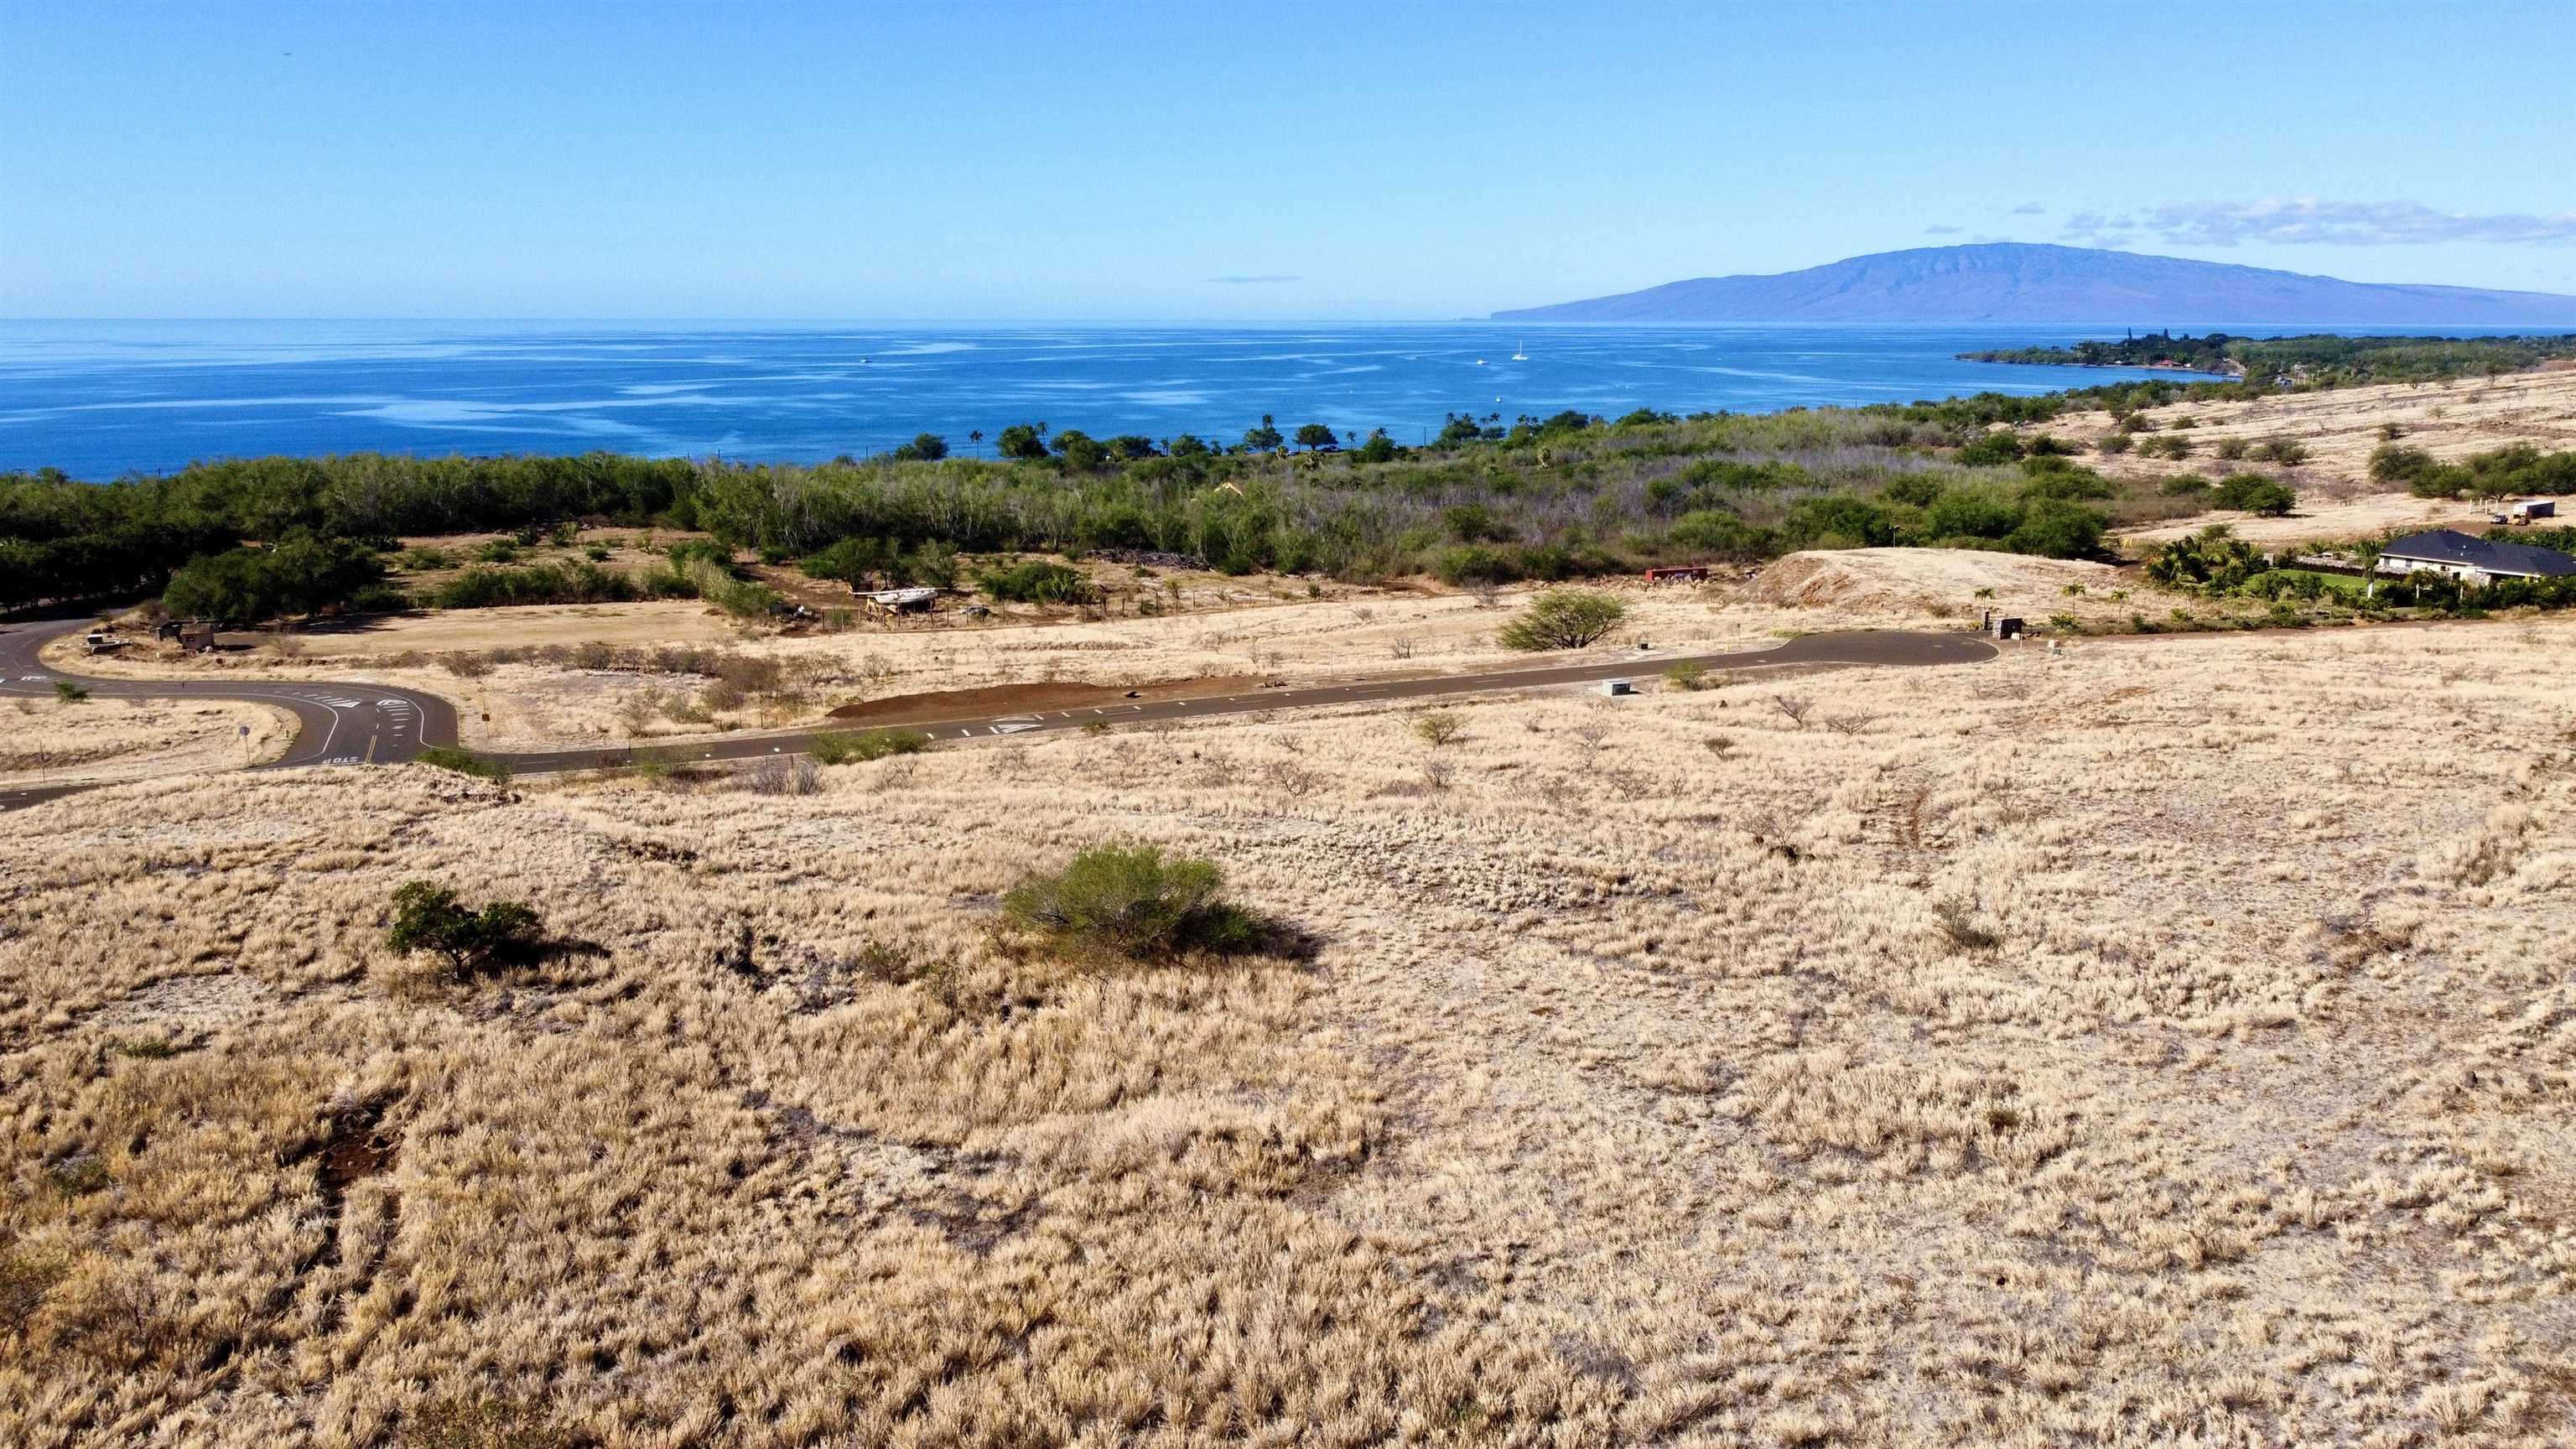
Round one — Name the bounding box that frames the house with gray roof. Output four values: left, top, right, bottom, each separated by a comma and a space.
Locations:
2374, 529, 2576, 584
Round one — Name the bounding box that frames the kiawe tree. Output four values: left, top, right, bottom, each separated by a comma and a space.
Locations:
1294, 423, 1338, 451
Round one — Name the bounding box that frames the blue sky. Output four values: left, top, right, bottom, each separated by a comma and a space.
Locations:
4, 0, 2571, 319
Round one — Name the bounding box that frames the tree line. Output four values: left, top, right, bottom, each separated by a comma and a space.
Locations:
3, 392, 2177, 621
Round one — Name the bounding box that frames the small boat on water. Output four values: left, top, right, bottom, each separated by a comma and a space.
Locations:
1473, 358, 1486, 366
1511, 341, 1529, 361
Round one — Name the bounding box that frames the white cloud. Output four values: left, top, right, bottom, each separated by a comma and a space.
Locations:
2008, 202, 2045, 216
1924, 224, 1963, 236
2081, 198, 2576, 247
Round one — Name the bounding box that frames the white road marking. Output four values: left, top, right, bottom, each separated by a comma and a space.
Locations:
991, 723, 1036, 735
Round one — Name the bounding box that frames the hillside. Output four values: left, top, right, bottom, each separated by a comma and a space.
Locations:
1493, 243, 2576, 325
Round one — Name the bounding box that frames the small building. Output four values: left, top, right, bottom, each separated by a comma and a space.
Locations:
1643, 566, 1710, 584
2506, 500, 2558, 525
2374, 530, 2576, 584
176, 622, 217, 652
1597, 678, 1634, 698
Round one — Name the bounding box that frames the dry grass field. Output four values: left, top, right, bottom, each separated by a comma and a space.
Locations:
6, 615, 2574, 1446
0, 697, 290, 787
2037, 367, 2576, 490
2021, 370, 2576, 548
57, 584, 1771, 749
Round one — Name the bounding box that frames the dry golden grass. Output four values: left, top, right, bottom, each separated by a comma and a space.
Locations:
1739, 547, 2148, 630
7, 614, 2575, 1445
0, 697, 290, 786
2036, 366, 2576, 491
63, 584, 1758, 749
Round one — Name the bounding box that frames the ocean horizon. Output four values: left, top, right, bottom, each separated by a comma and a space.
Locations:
0, 317, 2522, 480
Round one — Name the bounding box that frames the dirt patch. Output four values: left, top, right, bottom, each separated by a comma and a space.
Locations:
827, 674, 1270, 724
88, 970, 273, 1035
314, 1104, 397, 1207
1749, 548, 2130, 621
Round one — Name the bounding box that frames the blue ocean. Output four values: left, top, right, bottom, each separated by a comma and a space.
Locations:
0, 320, 2234, 480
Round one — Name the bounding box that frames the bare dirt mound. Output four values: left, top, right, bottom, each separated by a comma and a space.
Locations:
1751, 548, 2125, 615
828, 673, 1266, 724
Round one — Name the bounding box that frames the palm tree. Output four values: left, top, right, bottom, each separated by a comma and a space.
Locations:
969, 429, 984, 458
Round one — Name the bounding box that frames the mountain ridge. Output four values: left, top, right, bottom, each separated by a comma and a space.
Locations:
1491, 243, 2576, 325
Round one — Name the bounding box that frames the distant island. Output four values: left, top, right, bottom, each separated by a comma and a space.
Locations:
1493, 242, 2576, 325
1962, 330, 2576, 387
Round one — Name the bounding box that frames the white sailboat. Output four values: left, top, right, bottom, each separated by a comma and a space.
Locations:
1510, 340, 1529, 361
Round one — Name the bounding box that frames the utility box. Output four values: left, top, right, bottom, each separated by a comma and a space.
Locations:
1597, 678, 1634, 697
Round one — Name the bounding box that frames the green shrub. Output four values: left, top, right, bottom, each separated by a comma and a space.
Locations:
808, 728, 931, 765
1954, 431, 2026, 465
1496, 589, 1627, 650
2210, 475, 2297, 516
1001, 842, 1265, 960
430, 563, 638, 610
417, 745, 512, 782
1411, 709, 1465, 746
1664, 662, 1716, 691
386, 880, 543, 977
975, 560, 1095, 605
52, 680, 88, 703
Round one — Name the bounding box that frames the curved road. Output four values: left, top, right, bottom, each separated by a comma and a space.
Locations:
1, 620, 1993, 810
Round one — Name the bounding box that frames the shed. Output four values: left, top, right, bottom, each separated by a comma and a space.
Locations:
177, 622, 217, 652
2507, 500, 2557, 523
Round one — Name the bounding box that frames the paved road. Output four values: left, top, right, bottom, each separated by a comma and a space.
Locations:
0, 621, 1992, 808
0, 621, 458, 811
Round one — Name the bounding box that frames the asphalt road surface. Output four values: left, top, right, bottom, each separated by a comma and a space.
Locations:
1, 621, 458, 811
1, 621, 1993, 809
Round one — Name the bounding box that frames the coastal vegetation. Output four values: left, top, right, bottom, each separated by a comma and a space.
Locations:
1963, 330, 2576, 387
3, 404, 2179, 618
7, 345, 2573, 624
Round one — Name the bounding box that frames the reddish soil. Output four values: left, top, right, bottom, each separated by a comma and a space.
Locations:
827, 674, 1271, 724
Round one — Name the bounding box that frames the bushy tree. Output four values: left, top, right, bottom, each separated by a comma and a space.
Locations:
163, 531, 387, 625
995, 423, 1049, 460
1050, 429, 1109, 472
1496, 588, 1626, 650
2210, 475, 2296, 516
2002, 499, 2108, 559
890, 433, 948, 461
1002, 842, 1262, 960
1294, 423, 1338, 451
386, 880, 543, 977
